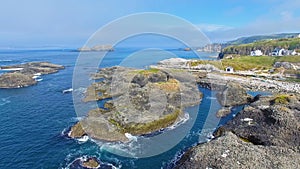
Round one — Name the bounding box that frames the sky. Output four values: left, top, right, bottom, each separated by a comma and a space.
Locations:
0, 0, 300, 48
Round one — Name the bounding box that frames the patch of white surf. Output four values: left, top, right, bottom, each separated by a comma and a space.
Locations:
63, 88, 73, 94
166, 113, 190, 130
125, 133, 138, 142
77, 135, 89, 143
0, 97, 11, 106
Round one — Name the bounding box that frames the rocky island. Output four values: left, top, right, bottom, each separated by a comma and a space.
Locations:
69, 66, 202, 142
0, 62, 64, 88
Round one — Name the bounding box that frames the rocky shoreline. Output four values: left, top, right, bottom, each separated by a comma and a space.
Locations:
196, 72, 300, 94
68, 58, 299, 168
0, 62, 64, 88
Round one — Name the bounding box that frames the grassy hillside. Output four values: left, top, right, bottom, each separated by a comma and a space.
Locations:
221, 38, 300, 56
227, 33, 299, 45
191, 55, 300, 71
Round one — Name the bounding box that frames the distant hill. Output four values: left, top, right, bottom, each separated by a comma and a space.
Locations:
218, 36, 300, 58
227, 33, 300, 45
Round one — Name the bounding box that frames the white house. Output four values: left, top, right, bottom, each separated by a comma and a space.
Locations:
225, 67, 234, 73
291, 50, 297, 55
272, 48, 286, 56
250, 50, 263, 56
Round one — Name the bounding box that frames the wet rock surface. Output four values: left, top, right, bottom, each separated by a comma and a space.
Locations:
176, 94, 300, 168
0, 62, 64, 88
70, 67, 202, 142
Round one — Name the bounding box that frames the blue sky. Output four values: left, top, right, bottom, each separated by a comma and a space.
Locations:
0, 0, 300, 48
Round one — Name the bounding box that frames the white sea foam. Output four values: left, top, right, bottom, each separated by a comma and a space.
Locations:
206, 96, 217, 100
77, 135, 89, 143
167, 113, 190, 130
71, 116, 84, 122
35, 78, 43, 82
100, 140, 140, 158
62, 88, 73, 93
0, 59, 13, 62
0, 97, 11, 106
125, 133, 138, 142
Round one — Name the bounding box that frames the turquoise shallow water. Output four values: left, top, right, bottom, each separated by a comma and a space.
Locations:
0, 48, 242, 168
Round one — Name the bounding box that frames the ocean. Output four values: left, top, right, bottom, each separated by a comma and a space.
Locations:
0, 48, 243, 168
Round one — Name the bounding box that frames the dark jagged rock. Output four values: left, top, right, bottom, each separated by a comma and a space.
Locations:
131, 74, 148, 87
221, 94, 300, 150
177, 94, 300, 168
176, 132, 300, 169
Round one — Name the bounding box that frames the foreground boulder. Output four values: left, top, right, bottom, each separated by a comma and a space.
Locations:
176, 94, 300, 168
218, 94, 300, 151
176, 132, 300, 169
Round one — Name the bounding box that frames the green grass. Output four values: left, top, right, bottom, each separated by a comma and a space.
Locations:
273, 94, 290, 104
221, 56, 276, 71
108, 109, 181, 135
136, 68, 160, 75
276, 56, 300, 63
224, 38, 300, 52
190, 55, 300, 71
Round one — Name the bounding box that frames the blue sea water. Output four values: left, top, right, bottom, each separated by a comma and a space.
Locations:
0, 48, 242, 169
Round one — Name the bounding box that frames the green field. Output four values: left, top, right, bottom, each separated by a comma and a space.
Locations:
191, 55, 300, 71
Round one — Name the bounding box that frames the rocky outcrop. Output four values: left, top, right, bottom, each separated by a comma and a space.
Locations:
77, 45, 114, 52
217, 94, 300, 151
0, 62, 64, 88
70, 67, 202, 142
69, 157, 100, 169
274, 62, 300, 70
216, 82, 253, 107
0, 72, 37, 88
176, 132, 300, 169
176, 94, 300, 168
82, 157, 100, 169
216, 107, 232, 118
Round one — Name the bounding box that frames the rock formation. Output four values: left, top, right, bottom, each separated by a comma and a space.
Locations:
176, 94, 300, 168
216, 82, 253, 107
70, 67, 202, 142
0, 62, 64, 88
